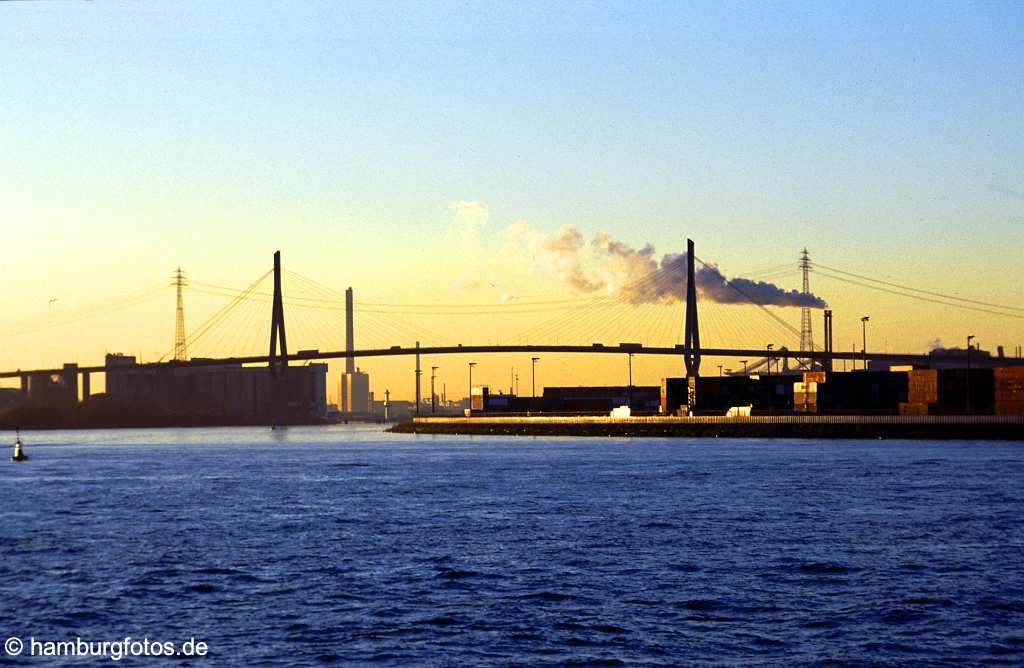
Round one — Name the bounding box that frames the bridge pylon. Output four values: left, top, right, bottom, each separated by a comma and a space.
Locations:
683, 238, 701, 415
269, 250, 289, 424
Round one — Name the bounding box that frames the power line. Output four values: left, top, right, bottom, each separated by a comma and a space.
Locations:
813, 269, 1024, 320
816, 262, 1024, 313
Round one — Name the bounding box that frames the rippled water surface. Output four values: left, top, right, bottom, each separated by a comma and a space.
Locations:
2, 426, 1023, 665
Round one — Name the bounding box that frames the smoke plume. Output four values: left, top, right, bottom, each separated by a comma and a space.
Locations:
524, 223, 827, 308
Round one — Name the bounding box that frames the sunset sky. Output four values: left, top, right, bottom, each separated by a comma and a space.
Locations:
2, 1, 1022, 401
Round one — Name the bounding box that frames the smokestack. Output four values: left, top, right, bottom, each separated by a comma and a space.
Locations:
345, 287, 354, 374
415, 341, 421, 414
997, 345, 1005, 359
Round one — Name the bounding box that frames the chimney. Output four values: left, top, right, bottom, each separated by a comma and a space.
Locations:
345, 287, 354, 374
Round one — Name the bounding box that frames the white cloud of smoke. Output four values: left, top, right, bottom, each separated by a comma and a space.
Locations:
516, 222, 827, 308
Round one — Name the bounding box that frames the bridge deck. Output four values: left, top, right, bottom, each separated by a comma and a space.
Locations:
1, 344, 1018, 378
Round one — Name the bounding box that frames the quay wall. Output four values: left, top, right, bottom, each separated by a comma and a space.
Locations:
390, 415, 1024, 440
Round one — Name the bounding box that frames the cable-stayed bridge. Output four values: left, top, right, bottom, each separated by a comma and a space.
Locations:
2, 242, 1022, 407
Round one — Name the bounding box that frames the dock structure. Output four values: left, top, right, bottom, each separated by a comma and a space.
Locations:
393, 414, 1024, 440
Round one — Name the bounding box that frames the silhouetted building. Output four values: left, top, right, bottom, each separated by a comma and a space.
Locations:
663, 372, 901, 415
542, 386, 660, 413
869, 345, 1009, 371
471, 386, 518, 412
105, 355, 327, 421
0, 387, 22, 408
340, 370, 370, 414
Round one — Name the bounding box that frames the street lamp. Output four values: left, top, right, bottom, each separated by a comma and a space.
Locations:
766, 344, 773, 376
531, 357, 540, 401
430, 366, 438, 414
467, 362, 476, 413
861, 316, 870, 371
740, 360, 748, 376
717, 364, 723, 377
966, 335, 975, 414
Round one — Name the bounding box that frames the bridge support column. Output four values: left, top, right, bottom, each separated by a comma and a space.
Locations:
82, 372, 91, 401
268, 250, 289, 425
62, 363, 78, 404
683, 239, 701, 416
20, 374, 28, 398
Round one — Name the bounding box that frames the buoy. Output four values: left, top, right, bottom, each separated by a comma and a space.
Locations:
11, 430, 28, 462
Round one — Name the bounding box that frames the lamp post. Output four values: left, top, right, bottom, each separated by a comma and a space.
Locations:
430, 366, 438, 414
717, 364, 723, 377
766, 344, 773, 376
861, 316, 870, 371
467, 362, 476, 414
740, 360, 747, 376
531, 357, 540, 404
966, 334, 975, 414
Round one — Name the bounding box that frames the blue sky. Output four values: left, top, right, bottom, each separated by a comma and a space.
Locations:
2, 1, 1022, 384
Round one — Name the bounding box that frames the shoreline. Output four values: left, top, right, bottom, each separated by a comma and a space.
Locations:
390, 415, 1024, 440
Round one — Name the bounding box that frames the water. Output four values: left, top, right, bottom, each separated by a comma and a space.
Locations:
2, 426, 1023, 666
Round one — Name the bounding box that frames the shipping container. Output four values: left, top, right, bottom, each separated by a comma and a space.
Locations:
995, 400, 1024, 416
899, 401, 930, 416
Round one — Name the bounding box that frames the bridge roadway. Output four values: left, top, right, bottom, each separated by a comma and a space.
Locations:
2, 343, 1019, 379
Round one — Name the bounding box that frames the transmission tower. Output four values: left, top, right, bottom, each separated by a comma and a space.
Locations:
172, 267, 188, 361
799, 249, 813, 367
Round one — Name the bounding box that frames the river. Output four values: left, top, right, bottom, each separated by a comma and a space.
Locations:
2, 426, 1022, 665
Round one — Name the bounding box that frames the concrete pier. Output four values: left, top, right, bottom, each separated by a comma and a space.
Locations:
391, 414, 1024, 440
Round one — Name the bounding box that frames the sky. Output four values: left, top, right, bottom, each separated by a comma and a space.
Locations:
2, 1, 1022, 401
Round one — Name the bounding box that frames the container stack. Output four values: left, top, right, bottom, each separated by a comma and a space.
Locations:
794, 371, 825, 413
900, 369, 937, 415
994, 367, 1024, 416
804, 371, 827, 384
793, 381, 817, 413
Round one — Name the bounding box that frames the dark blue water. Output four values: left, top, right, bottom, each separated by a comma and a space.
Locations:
2, 427, 1023, 666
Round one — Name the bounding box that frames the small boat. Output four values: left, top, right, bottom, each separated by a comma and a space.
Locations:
11, 430, 28, 462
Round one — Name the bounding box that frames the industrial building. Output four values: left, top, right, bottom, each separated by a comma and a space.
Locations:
467, 385, 660, 414
105, 354, 327, 422
336, 286, 377, 418
470, 386, 517, 412
339, 370, 370, 415
868, 345, 1014, 371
